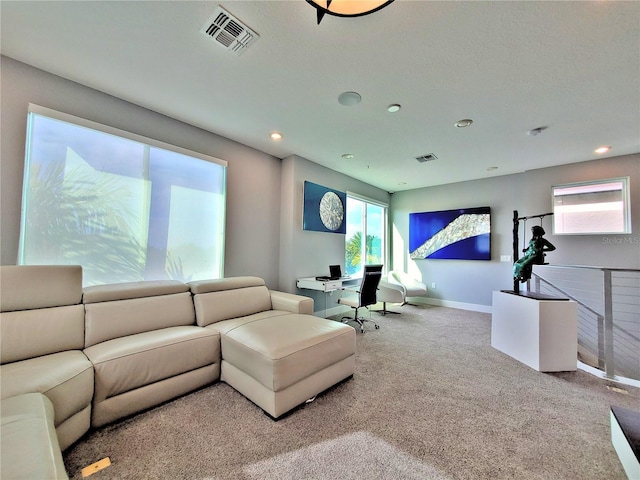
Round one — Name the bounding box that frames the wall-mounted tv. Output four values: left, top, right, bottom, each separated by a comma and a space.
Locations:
409, 206, 491, 260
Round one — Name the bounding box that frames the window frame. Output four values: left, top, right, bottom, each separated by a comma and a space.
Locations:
551, 176, 631, 235
344, 191, 389, 276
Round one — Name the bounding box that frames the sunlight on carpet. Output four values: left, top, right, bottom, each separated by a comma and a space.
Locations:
241, 431, 450, 480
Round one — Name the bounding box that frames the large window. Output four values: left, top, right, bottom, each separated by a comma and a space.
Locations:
19, 104, 227, 286
344, 194, 387, 277
552, 177, 631, 235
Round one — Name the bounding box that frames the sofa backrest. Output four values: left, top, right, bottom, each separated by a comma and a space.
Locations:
83, 280, 194, 348
0, 265, 85, 364
189, 276, 272, 327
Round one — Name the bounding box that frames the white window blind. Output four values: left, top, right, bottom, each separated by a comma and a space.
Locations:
19, 104, 227, 286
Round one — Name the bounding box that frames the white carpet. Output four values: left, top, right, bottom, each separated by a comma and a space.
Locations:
242, 431, 450, 480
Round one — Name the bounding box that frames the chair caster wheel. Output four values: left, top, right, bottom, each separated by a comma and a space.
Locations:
375, 325, 380, 329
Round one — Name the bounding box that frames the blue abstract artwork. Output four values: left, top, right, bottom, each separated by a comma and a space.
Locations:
303, 181, 346, 234
409, 207, 491, 260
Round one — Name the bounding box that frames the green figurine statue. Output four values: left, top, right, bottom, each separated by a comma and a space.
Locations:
513, 225, 556, 283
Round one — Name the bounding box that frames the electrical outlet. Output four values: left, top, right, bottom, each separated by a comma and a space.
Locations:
500, 255, 512, 262
431, 282, 436, 289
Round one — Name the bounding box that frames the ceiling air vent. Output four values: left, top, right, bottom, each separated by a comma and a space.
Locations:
201, 6, 259, 56
415, 153, 438, 163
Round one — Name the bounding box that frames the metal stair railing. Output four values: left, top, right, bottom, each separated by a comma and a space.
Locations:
530, 266, 639, 383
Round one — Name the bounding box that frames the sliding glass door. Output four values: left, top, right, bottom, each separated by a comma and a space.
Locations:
344, 195, 387, 277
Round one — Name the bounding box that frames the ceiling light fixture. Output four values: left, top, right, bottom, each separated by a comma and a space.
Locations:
455, 119, 473, 128
342, 153, 354, 159
307, 0, 395, 24
594, 146, 611, 154
270, 132, 283, 140
338, 91, 362, 106
387, 104, 401, 113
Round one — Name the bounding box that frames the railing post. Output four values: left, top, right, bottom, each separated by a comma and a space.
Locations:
596, 314, 605, 370
603, 269, 615, 379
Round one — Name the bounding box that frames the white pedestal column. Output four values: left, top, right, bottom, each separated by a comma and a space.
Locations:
491, 290, 577, 372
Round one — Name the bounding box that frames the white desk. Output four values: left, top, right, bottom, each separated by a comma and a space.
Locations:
297, 277, 360, 317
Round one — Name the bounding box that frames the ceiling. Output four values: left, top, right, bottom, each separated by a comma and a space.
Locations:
1, 1, 638, 192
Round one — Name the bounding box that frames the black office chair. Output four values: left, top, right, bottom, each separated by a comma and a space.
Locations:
338, 264, 383, 333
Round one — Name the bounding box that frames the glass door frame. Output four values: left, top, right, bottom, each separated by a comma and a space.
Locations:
344, 191, 389, 278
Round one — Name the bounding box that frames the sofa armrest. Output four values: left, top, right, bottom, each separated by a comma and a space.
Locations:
269, 290, 314, 315
1, 393, 68, 480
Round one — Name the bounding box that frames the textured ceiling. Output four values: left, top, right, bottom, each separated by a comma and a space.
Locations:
1, 0, 638, 192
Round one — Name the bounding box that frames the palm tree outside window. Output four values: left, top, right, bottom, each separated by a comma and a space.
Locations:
344, 195, 387, 277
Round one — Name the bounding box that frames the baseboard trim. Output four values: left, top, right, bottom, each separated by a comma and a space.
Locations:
316, 298, 492, 318
410, 297, 492, 314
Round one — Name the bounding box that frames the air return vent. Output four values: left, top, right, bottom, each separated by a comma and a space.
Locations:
415, 153, 438, 163
201, 6, 259, 56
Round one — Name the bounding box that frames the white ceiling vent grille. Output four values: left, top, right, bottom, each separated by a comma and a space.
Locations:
415, 153, 438, 163
201, 6, 259, 56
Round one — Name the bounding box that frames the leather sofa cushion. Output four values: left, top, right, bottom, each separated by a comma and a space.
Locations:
205, 310, 291, 335
1, 304, 85, 364
1, 393, 68, 480
84, 292, 196, 348
0, 265, 82, 312
85, 326, 219, 402
269, 290, 314, 315
189, 276, 265, 294
221, 314, 356, 392
82, 280, 189, 304
192, 285, 273, 327
0, 351, 94, 428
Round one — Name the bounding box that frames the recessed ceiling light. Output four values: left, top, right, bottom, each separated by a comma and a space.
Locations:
487, 166, 498, 171
341, 153, 354, 159
270, 132, 283, 140
338, 91, 362, 106
455, 119, 473, 128
594, 146, 611, 154
387, 104, 401, 113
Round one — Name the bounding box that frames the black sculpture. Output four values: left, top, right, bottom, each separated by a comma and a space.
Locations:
513, 225, 556, 283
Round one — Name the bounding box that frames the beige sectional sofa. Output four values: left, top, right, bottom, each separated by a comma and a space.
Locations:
190, 277, 356, 418
0, 266, 94, 451
82, 280, 220, 428
0, 266, 356, 480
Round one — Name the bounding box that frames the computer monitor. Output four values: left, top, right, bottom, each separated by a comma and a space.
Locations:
329, 265, 342, 279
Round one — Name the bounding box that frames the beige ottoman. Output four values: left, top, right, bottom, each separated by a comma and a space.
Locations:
220, 314, 356, 418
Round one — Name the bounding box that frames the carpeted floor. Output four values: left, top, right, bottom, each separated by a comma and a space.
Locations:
63, 304, 639, 479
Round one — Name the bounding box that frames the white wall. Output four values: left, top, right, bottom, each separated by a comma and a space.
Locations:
0, 56, 283, 287
390, 154, 640, 309
3, 56, 636, 309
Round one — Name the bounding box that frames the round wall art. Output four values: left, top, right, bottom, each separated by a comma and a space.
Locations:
303, 181, 347, 234
319, 191, 344, 231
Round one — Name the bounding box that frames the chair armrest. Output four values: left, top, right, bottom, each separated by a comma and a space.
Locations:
269, 290, 314, 315
386, 277, 407, 296
341, 287, 360, 293
378, 280, 406, 303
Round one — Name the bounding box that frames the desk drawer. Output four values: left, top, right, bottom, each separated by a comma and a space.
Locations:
324, 281, 341, 291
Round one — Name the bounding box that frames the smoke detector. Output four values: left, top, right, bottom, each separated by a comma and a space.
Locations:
201, 6, 259, 56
